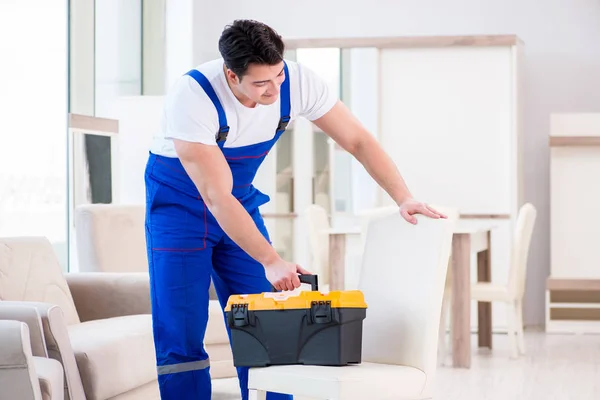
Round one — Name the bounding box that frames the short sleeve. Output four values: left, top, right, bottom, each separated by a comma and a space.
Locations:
293, 62, 338, 121
162, 75, 220, 146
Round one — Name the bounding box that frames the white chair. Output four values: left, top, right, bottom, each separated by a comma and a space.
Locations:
439, 202, 537, 360
248, 207, 458, 400
355, 205, 399, 248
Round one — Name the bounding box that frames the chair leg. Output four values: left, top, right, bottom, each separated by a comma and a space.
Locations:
249, 389, 267, 400
515, 300, 526, 355
505, 302, 519, 359
438, 292, 450, 365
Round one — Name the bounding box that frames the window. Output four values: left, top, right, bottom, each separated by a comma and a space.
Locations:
0, 0, 69, 269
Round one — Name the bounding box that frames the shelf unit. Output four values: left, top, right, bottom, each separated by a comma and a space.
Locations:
547, 113, 600, 333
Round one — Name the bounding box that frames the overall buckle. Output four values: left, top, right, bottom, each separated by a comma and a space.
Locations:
216, 126, 230, 142
277, 116, 291, 132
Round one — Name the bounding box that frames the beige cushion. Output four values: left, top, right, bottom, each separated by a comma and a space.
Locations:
107, 380, 160, 400
0, 237, 80, 325
206, 343, 236, 379
74, 204, 148, 273
250, 362, 427, 399
34, 356, 64, 400
68, 315, 156, 400
205, 300, 229, 345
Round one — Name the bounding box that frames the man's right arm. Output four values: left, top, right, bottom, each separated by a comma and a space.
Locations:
173, 139, 305, 291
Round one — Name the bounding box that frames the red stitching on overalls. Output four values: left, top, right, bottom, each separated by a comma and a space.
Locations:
151, 203, 208, 251
225, 151, 269, 160
155, 158, 187, 175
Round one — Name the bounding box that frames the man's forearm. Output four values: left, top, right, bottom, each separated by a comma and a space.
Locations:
208, 194, 280, 265
352, 135, 413, 206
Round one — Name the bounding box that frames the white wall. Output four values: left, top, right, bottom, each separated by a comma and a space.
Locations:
168, 0, 600, 326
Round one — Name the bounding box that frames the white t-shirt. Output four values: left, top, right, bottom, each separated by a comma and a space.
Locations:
150, 58, 338, 157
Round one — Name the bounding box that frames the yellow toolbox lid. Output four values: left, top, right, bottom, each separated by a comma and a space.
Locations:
225, 290, 367, 311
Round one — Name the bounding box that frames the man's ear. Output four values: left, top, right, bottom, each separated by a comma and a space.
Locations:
226, 69, 240, 84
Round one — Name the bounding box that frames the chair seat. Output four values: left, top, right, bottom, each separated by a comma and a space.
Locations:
470, 283, 512, 302
68, 314, 157, 400
249, 362, 427, 399
33, 356, 64, 400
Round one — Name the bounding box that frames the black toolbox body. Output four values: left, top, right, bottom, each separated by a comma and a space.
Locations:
224, 275, 367, 367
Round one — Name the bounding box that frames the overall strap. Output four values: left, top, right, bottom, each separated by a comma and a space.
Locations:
185, 69, 229, 146
277, 62, 291, 134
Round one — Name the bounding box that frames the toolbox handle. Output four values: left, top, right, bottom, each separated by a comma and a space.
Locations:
299, 274, 318, 291
270, 274, 319, 292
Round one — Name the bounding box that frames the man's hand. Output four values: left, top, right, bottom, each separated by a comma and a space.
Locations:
399, 198, 447, 225
264, 257, 312, 291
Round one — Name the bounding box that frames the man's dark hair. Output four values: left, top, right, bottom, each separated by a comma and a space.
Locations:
218, 20, 285, 79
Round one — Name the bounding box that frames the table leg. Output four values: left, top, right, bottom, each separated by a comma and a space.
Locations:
451, 233, 471, 368
329, 233, 346, 291
477, 231, 493, 349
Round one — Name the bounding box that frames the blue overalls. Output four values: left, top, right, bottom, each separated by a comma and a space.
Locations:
144, 63, 293, 400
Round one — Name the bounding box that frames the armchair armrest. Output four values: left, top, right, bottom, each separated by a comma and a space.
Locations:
65, 272, 151, 322
0, 320, 43, 400
1, 301, 86, 400
0, 303, 47, 357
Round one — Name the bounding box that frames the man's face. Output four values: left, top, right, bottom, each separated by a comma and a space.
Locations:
228, 61, 285, 106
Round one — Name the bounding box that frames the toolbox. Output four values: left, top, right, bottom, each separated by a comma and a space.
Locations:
224, 275, 367, 367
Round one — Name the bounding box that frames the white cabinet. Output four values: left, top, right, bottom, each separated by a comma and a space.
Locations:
547, 113, 600, 333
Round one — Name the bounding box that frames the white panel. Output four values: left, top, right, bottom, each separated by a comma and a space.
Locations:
551, 146, 600, 279
165, 0, 193, 89
348, 48, 379, 213
379, 47, 514, 214
292, 118, 314, 268
108, 96, 165, 205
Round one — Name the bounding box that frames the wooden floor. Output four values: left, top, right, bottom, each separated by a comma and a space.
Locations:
212, 331, 600, 399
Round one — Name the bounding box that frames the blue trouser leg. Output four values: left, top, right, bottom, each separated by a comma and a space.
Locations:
212, 209, 293, 400
145, 176, 218, 399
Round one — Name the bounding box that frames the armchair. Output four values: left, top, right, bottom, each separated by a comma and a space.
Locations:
0, 236, 157, 400
0, 319, 64, 400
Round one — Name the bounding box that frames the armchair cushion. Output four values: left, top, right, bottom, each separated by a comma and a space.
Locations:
204, 300, 228, 345
74, 204, 147, 273
65, 272, 151, 322
68, 314, 156, 400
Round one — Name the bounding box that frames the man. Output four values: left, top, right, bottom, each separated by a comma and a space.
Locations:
145, 19, 445, 400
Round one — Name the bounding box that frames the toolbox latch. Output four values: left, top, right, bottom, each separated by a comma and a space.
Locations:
230, 304, 250, 327
310, 301, 332, 324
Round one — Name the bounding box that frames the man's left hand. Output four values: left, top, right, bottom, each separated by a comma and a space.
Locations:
399, 198, 447, 225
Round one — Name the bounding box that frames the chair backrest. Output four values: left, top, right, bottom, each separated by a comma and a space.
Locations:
0, 237, 80, 325
74, 204, 148, 273
359, 208, 457, 392
508, 203, 537, 298
356, 206, 399, 248
305, 204, 330, 284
